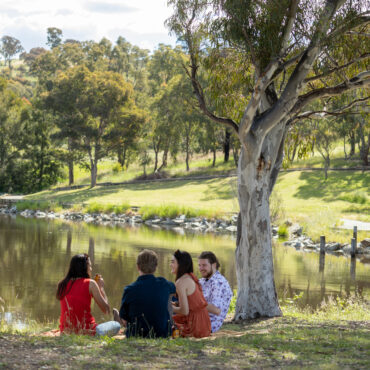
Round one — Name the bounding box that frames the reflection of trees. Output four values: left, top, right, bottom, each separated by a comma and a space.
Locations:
88, 237, 95, 266
1, 216, 369, 323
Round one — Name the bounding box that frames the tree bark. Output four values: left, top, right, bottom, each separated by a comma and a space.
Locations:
212, 148, 216, 167
358, 121, 369, 166
235, 145, 282, 319
185, 133, 190, 171
349, 131, 356, 157
224, 129, 230, 162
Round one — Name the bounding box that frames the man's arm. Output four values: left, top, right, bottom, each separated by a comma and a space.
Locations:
207, 303, 221, 316
119, 287, 130, 327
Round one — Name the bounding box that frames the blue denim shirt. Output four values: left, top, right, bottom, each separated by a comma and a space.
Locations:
119, 274, 176, 338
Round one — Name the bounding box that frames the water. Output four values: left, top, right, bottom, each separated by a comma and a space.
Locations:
0, 215, 369, 325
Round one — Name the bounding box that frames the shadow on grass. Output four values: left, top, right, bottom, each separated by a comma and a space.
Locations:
1, 317, 368, 368
293, 171, 370, 202
40, 178, 234, 205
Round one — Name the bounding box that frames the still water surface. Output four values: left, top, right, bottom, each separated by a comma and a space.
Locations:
0, 215, 369, 325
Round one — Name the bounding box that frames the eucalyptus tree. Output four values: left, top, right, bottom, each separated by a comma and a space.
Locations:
46, 27, 63, 49
0, 35, 23, 71
46, 66, 141, 187
167, 0, 370, 319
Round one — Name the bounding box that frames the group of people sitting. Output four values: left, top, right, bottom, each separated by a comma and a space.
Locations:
57, 249, 233, 338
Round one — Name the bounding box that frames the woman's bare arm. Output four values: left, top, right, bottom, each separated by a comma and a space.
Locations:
173, 277, 195, 315
89, 279, 110, 315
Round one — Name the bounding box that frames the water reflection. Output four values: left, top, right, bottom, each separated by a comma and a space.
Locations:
0, 215, 369, 324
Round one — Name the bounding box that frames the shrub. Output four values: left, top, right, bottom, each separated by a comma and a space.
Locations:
278, 224, 288, 237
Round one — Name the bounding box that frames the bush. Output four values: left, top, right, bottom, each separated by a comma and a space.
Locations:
278, 224, 288, 237
112, 163, 123, 173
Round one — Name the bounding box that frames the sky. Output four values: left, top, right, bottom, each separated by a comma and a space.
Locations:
0, 0, 177, 52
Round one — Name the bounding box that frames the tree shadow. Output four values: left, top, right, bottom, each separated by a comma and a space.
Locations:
292, 171, 369, 202
46, 178, 234, 204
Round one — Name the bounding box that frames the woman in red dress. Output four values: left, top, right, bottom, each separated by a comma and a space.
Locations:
171, 250, 211, 338
57, 253, 120, 336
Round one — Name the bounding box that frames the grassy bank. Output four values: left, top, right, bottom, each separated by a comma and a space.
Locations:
23, 169, 369, 243
1, 298, 369, 369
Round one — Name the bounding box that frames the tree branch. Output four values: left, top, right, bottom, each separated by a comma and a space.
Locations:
251, 0, 348, 137
292, 71, 370, 115
181, 16, 239, 133
280, 0, 299, 55
293, 97, 370, 121
304, 53, 370, 83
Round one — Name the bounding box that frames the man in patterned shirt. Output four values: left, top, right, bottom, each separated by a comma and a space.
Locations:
198, 251, 233, 332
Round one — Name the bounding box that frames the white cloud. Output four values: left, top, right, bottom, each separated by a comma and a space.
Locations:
0, 0, 176, 52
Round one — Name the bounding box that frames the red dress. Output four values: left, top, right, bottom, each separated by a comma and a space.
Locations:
59, 278, 97, 335
173, 273, 211, 338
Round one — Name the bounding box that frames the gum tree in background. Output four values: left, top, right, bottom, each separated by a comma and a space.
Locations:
167, 0, 369, 319
0, 36, 24, 71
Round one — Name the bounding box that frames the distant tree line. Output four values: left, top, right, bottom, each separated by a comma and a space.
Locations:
0, 26, 368, 193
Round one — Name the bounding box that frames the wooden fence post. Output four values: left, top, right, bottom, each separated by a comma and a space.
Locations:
320, 235, 326, 254
353, 226, 357, 245
351, 237, 357, 258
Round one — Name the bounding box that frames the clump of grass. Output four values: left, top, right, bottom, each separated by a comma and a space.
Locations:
228, 291, 237, 314
15, 201, 62, 212
340, 190, 368, 204
139, 204, 221, 221
85, 202, 131, 214
277, 224, 288, 237
282, 294, 370, 321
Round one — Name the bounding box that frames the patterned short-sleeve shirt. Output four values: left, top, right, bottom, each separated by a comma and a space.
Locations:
199, 271, 233, 332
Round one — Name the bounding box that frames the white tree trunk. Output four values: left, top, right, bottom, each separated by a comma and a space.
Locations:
234, 144, 282, 319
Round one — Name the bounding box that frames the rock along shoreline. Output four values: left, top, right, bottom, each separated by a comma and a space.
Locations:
1, 205, 369, 262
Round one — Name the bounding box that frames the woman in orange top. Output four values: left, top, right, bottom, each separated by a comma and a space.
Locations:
56, 253, 120, 336
171, 250, 211, 338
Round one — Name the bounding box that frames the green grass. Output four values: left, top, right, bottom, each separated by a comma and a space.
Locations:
140, 204, 222, 220
278, 224, 289, 237
1, 296, 369, 369
15, 200, 63, 212
339, 190, 368, 204
85, 202, 131, 215
24, 169, 369, 243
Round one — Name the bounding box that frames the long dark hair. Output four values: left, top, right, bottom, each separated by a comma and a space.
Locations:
174, 250, 193, 281
56, 254, 90, 300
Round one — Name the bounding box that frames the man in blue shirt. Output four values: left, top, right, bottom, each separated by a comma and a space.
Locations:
115, 249, 176, 338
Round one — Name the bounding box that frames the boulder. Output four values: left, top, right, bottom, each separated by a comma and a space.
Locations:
173, 218, 185, 224
325, 243, 341, 252
35, 211, 46, 218
289, 224, 303, 236
294, 242, 304, 249
342, 244, 352, 255
226, 225, 237, 232
360, 238, 370, 248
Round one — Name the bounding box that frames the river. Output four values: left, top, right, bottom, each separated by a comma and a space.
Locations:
0, 215, 369, 326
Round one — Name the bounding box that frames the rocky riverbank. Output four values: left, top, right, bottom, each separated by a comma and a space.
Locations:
282, 221, 370, 262
0, 205, 238, 234
1, 205, 369, 261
